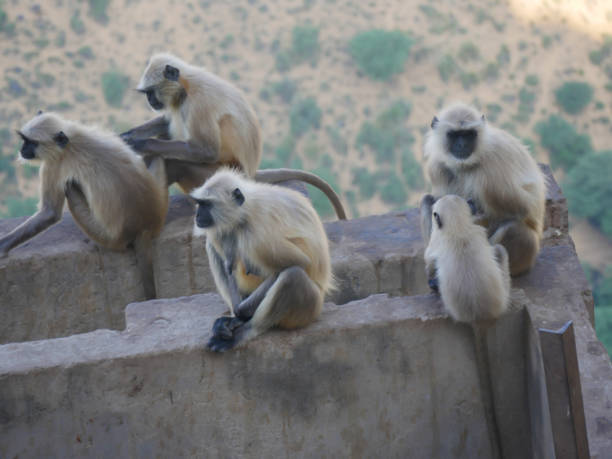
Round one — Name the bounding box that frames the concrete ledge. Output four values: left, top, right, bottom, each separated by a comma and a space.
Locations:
0, 292, 503, 458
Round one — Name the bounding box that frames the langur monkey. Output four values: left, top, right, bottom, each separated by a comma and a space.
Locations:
0, 112, 168, 299
425, 195, 510, 322
420, 102, 545, 277
121, 53, 347, 219
191, 168, 334, 352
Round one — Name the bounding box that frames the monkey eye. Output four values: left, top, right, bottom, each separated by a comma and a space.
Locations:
232, 188, 245, 206
433, 212, 443, 229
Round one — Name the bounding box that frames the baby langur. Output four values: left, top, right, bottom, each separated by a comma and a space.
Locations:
121, 53, 347, 219
425, 195, 510, 322
421, 103, 545, 276
0, 112, 168, 299
192, 168, 334, 352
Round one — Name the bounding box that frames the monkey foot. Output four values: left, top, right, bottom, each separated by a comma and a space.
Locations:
207, 316, 245, 352
428, 277, 440, 293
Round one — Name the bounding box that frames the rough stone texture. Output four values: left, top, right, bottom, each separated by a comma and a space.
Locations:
0, 293, 513, 458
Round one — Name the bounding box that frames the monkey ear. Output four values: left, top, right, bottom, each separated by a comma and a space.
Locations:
163, 64, 180, 81
53, 131, 69, 147
232, 187, 245, 206
431, 116, 439, 129
433, 212, 443, 229
481, 114, 486, 123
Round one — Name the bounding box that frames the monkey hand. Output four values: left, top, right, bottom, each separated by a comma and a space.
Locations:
207, 316, 245, 352
428, 277, 439, 293
123, 137, 150, 154
421, 194, 436, 209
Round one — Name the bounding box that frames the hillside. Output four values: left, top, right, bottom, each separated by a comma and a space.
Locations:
1, 0, 611, 268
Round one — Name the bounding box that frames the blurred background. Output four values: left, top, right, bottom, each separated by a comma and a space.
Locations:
0, 0, 611, 354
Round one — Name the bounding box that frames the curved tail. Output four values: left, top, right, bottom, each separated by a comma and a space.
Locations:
255, 168, 347, 220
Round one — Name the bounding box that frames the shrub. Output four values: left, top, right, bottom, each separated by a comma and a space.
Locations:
482, 62, 499, 81
271, 78, 297, 104
290, 97, 321, 137
89, 0, 110, 23
356, 122, 394, 162
525, 74, 539, 86
0, 153, 16, 180
460, 72, 479, 89
220, 34, 234, 49
437, 54, 456, 82
291, 24, 319, 60
344, 190, 359, 218
555, 81, 594, 115
70, 11, 86, 35
516, 87, 536, 123
380, 172, 407, 205
535, 115, 592, 170
101, 70, 130, 108
352, 167, 376, 199
349, 29, 413, 81
275, 50, 291, 72
309, 157, 339, 218
274, 135, 295, 165
377, 100, 411, 128
401, 149, 424, 190
588, 36, 612, 65
1, 196, 38, 218
458, 42, 480, 62
496, 44, 510, 66
326, 126, 347, 156
485, 103, 502, 123
77, 46, 95, 59
564, 151, 612, 237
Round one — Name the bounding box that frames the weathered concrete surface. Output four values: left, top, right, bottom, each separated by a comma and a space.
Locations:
1, 293, 498, 458
0, 166, 565, 344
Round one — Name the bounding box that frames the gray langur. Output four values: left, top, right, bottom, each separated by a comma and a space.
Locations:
121, 53, 347, 219
420, 102, 545, 277
0, 112, 168, 299
191, 168, 334, 352
425, 195, 510, 322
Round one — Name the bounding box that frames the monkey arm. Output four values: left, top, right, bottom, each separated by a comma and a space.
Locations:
120, 116, 169, 141
65, 182, 117, 248
126, 138, 219, 164
234, 273, 279, 320
419, 194, 436, 247
0, 205, 61, 256
206, 240, 243, 309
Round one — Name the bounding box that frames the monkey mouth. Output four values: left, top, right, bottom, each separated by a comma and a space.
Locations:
196, 215, 214, 228
146, 90, 164, 110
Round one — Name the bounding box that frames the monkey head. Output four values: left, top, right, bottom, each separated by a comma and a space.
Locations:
137, 53, 188, 111
191, 168, 247, 237
430, 103, 485, 165
17, 112, 70, 162
431, 194, 473, 236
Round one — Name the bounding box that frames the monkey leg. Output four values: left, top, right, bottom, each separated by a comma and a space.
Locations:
233, 273, 279, 320
489, 221, 539, 276
119, 116, 169, 142
127, 138, 219, 164
65, 181, 120, 249
207, 266, 322, 352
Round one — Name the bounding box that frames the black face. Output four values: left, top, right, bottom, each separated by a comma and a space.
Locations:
447, 129, 477, 160
143, 88, 164, 110
433, 211, 443, 229
18, 132, 38, 160
195, 199, 214, 228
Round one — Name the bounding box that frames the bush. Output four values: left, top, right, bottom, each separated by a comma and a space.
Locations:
588, 35, 612, 65
555, 81, 594, 115
356, 122, 394, 162
535, 115, 592, 170
460, 72, 479, 89
485, 103, 502, 123
89, 0, 110, 24
564, 151, 612, 237
482, 62, 499, 81
437, 54, 456, 82
274, 135, 295, 165
377, 100, 411, 128
101, 70, 130, 108
291, 24, 319, 60
309, 157, 339, 218
352, 167, 376, 199
401, 149, 424, 190
326, 126, 347, 156
70, 11, 86, 35
595, 306, 612, 359
525, 74, 539, 86
516, 87, 536, 123
458, 42, 480, 62
1, 196, 38, 218
290, 97, 321, 137
0, 153, 16, 180
275, 50, 291, 72
78, 46, 95, 59
380, 173, 407, 205
271, 78, 297, 104
349, 30, 413, 81
496, 44, 510, 66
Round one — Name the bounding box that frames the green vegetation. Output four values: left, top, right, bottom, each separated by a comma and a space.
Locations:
516, 87, 536, 123
401, 149, 424, 190
77, 46, 95, 59
0, 2, 16, 36
525, 74, 539, 86
418, 4, 460, 34
309, 155, 339, 218
595, 306, 612, 359
0, 197, 37, 218
485, 103, 502, 123
290, 97, 322, 137
554, 81, 594, 115
89, 0, 110, 24
355, 100, 412, 163
583, 263, 612, 358
496, 44, 510, 66
220, 34, 234, 49
275, 24, 319, 71
437, 54, 456, 82
564, 151, 612, 238
70, 11, 86, 35
380, 172, 407, 205
0, 152, 16, 181
349, 29, 413, 81
352, 167, 377, 199
482, 62, 499, 81
326, 126, 348, 156
269, 78, 297, 104
101, 70, 130, 108
588, 35, 612, 65
274, 135, 296, 165
535, 115, 592, 170
458, 42, 480, 62
460, 72, 479, 89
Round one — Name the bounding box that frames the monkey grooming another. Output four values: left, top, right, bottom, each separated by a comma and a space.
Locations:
0, 112, 168, 299
425, 195, 510, 322
191, 168, 334, 352
121, 53, 347, 219
420, 102, 545, 276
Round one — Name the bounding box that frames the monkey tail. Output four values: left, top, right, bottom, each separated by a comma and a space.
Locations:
255, 168, 347, 220
133, 232, 158, 300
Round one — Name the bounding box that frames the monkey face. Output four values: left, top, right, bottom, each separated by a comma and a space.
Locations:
141, 87, 165, 110
446, 129, 477, 160
192, 175, 246, 234
195, 199, 214, 228
17, 132, 39, 160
